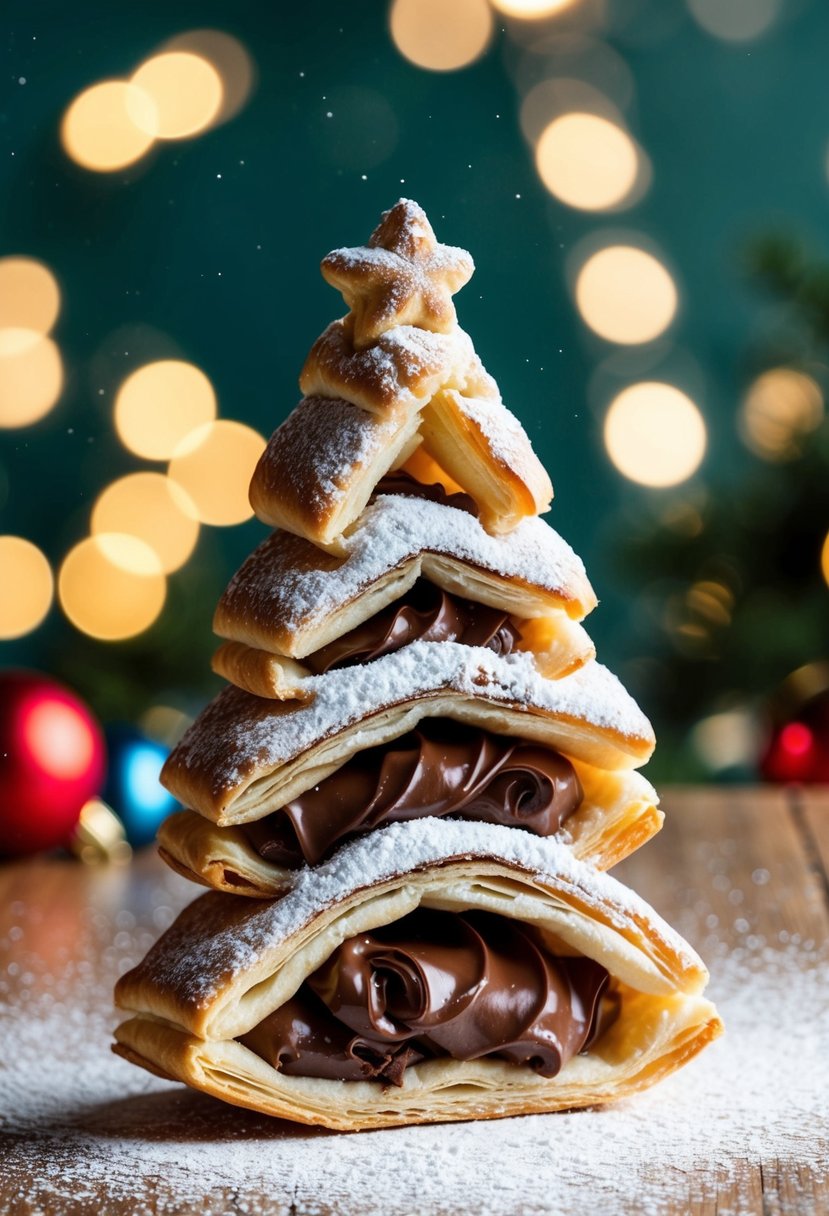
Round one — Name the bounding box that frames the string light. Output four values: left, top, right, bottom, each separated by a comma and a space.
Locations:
687, 0, 780, 42
61, 81, 158, 172
91, 472, 200, 574
0, 536, 53, 639
130, 52, 223, 140
168, 420, 266, 526
389, 0, 493, 72
58, 535, 166, 641
114, 360, 217, 460
0, 258, 60, 334
604, 382, 707, 487
739, 368, 824, 461
535, 113, 640, 211
0, 330, 63, 428
575, 245, 678, 344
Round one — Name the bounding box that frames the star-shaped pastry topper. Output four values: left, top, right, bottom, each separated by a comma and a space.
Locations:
321, 199, 474, 350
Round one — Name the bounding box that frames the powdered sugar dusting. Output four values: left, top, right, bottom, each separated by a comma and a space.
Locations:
258, 395, 402, 510
121, 818, 703, 1008
219, 493, 593, 639
303, 319, 475, 410
455, 391, 549, 481
165, 648, 654, 805
2, 850, 826, 1215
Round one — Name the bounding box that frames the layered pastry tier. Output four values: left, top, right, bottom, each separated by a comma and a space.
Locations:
248, 201, 552, 547
240, 908, 615, 1086
213, 482, 596, 700
114, 819, 722, 1131
160, 645, 656, 827
158, 717, 661, 893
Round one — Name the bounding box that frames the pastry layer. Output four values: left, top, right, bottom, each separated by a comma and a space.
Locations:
115, 819, 720, 1130
160, 645, 656, 825
251, 335, 551, 547
214, 492, 596, 660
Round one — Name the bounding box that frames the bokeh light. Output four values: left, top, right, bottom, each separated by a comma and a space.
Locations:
389, 0, 493, 72
61, 80, 158, 172
58, 534, 166, 640
739, 368, 824, 461
162, 30, 255, 125
139, 703, 193, 747
114, 359, 217, 460
535, 113, 640, 211
520, 79, 624, 146
91, 472, 200, 574
821, 531, 829, 589
604, 382, 707, 487
692, 709, 757, 772
0, 258, 60, 335
687, 0, 780, 42
168, 420, 266, 526
0, 536, 54, 639
491, 0, 574, 15
131, 52, 223, 140
575, 245, 678, 344
0, 330, 63, 427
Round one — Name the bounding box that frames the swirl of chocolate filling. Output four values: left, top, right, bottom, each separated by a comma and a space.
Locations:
305, 578, 521, 674
243, 720, 584, 868
373, 469, 479, 517
240, 909, 617, 1086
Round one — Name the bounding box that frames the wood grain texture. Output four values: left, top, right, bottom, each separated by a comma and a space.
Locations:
1, 786, 827, 1216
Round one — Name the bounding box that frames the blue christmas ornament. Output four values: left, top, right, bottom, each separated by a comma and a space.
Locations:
104, 725, 177, 848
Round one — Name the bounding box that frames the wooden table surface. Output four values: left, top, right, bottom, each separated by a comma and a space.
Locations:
1, 786, 828, 1215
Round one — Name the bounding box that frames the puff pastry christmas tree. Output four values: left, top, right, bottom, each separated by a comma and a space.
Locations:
114, 201, 721, 1130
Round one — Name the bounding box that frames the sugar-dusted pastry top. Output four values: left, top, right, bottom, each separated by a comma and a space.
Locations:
161, 645, 655, 819
299, 318, 488, 416
116, 817, 707, 1014
249, 200, 552, 546
320, 198, 475, 349
216, 493, 595, 659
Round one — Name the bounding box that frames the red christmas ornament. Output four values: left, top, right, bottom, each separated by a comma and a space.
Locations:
0, 670, 106, 857
759, 664, 829, 784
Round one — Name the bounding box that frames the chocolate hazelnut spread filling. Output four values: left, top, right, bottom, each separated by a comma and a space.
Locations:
304, 577, 521, 674
242, 720, 584, 868
240, 909, 615, 1086
373, 469, 479, 517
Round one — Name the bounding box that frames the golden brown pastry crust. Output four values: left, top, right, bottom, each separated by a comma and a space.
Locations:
113, 998, 720, 1131
214, 493, 596, 661
247, 394, 421, 551
419, 389, 552, 532
160, 648, 655, 826
248, 200, 552, 548
299, 316, 485, 416
319, 198, 475, 349
114, 821, 720, 1130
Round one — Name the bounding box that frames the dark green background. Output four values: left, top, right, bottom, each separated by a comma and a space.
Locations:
1, 0, 825, 765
